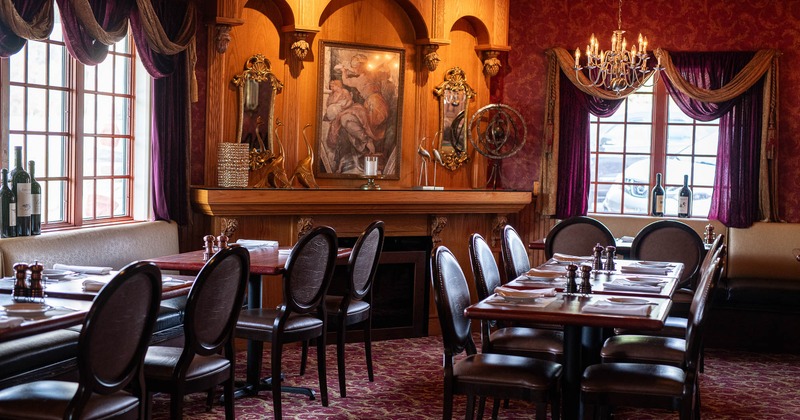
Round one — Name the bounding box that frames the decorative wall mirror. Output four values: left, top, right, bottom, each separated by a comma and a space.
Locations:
232, 54, 284, 151
433, 67, 476, 170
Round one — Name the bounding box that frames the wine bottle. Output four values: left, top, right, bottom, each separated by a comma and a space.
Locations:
29, 160, 41, 235
651, 172, 665, 217
678, 174, 692, 218
11, 146, 31, 236
0, 168, 17, 238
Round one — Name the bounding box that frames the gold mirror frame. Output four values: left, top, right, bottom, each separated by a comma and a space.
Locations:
433, 67, 476, 171
231, 54, 284, 151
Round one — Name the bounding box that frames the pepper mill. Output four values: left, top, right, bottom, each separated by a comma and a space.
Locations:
216, 233, 229, 251
592, 243, 604, 271
28, 260, 44, 300
604, 245, 616, 272
565, 264, 578, 295
704, 223, 715, 245
579, 264, 593, 295
12, 263, 29, 302
203, 235, 215, 261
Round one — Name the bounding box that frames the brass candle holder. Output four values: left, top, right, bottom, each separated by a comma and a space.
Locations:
361, 155, 381, 190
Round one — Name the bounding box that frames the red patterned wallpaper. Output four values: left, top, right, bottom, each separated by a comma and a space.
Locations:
501, 0, 800, 222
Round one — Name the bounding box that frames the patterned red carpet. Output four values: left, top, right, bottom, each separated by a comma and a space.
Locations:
151, 336, 800, 419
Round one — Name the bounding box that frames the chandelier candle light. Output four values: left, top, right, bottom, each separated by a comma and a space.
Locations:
573, 0, 659, 94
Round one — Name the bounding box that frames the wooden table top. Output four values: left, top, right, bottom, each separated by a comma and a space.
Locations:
145, 246, 352, 275
0, 274, 196, 301
0, 295, 92, 343
465, 292, 672, 331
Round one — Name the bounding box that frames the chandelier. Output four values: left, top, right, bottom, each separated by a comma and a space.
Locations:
573, 0, 658, 94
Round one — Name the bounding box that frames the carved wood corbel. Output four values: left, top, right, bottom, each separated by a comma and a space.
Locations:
297, 217, 314, 239
491, 214, 508, 248
430, 215, 448, 248
212, 17, 244, 54
291, 32, 311, 60
220, 217, 239, 239
482, 50, 502, 77
423, 44, 441, 71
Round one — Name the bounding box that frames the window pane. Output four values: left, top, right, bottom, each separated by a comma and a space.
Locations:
83, 179, 95, 219
9, 86, 25, 131
96, 59, 114, 93
27, 135, 46, 166
114, 97, 130, 135
45, 180, 67, 223
627, 97, 652, 123
97, 138, 112, 177
667, 125, 693, 154
626, 124, 652, 153
84, 93, 96, 134
83, 137, 96, 177
95, 178, 112, 219
48, 90, 67, 131
695, 125, 719, 155
84, 64, 96, 91
598, 124, 624, 153
694, 157, 717, 187
26, 42, 47, 85
9, 51, 25, 82
113, 178, 128, 217
26, 88, 47, 131
114, 56, 130, 94
49, 136, 67, 177
96, 95, 113, 134
49, 44, 66, 87
114, 138, 129, 176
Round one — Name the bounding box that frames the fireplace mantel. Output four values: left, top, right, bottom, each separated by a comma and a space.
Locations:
190, 187, 532, 216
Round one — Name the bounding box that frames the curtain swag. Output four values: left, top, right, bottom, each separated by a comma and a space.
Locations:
543, 47, 780, 227
0, 0, 52, 41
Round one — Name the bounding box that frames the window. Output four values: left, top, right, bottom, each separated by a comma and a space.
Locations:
588, 78, 719, 218
1, 9, 151, 229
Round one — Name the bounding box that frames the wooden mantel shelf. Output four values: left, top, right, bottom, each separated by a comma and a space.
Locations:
191, 187, 532, 216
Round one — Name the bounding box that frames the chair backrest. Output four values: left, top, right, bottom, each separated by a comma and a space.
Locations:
630, 220, 705, 288
684, 254, 724, 371
431, 245, 476, 357
500, 224, 530, 283
347, 220, 385, 302
697, 233, 724, 282
183, 245, 250, 359
544, 216, 615, 259
469, 233, 502, 301
74, 261, 161, 412
283, 226, 338, 315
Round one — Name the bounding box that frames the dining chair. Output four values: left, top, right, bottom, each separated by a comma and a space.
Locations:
500, 224, 531, 283
143, 245, 250, 419
581, 255, 723, 419
235, 226, 338, 419
469, 233, 563, 361
0, 261, 162, 419
630, 220, 706, 289
299, 220, 385, 397
432, 245, 562, 420
543, 216, 615, 259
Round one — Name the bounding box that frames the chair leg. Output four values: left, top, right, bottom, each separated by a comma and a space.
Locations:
535, 402, 548, 420
465, 394, 476, 420
476, 396, 486, 420
205, 388, 214, 411
317, 331, 329, 407
170, 391, 185, 419
224, 375, 235, 420
364, 318, 374, 382
491, 398, 500, 419
337, 322, 348, 397
272, 340, 284, 419
300, 340, 309, 376
442, 382, 454, 420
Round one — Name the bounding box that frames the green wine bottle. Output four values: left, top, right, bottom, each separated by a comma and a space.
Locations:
11, 146, 31, 236
0, 168, 17, 238
29, 160, 41, 235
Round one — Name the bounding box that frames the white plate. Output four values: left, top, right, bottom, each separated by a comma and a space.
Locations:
3, 303, 52, 316
635, 261, 671, 268
524, 275, 562, 282
606, 297, 650, 305
42, 269, 73, 279
498, 295, 540, 304
621, 276, 667, 285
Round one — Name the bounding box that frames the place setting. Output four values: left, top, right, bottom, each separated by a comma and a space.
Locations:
619, 261, 677, 276
484, 285, 558, 307
601, 275, 667, 293
581, 296, 657, 316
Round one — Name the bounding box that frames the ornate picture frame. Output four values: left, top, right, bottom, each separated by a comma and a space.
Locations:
316, 41, 405, 179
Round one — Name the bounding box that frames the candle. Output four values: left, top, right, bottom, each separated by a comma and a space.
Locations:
364, 156, 378, 176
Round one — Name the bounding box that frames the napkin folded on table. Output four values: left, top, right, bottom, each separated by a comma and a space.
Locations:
552, 253, 592, 263
82, 277, 111, 292
0, 316, 24, 329
618, 236, 635, 243
495, 286, 556, 298
619, 265, 671, 275
582, 301, 652, 316
526, 267, 566, 278
233, 239, 279, 249
54, 264, 112, 275
602, 280, 663, 293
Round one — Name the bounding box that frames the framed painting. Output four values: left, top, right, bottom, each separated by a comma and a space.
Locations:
316, 41, 404, 179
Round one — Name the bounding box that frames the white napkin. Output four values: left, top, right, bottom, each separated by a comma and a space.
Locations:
603, 280, 663, 293
495, 286, 556, 298
234, 239, 279, 249
618, 236, 635, 243
82, 277, 111, 292
619, 265, 671, 275
526, 267, 565, 278
582, 301, 652, 316
515, 278, 567, 288
54, 264, 112, 275
552, 253, 592, 263
0, 316, 24, 329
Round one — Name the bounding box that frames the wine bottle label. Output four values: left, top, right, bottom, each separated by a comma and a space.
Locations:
679, 197, 689, 214
655, 196, 664, 213
16, 183, 32, 217
9, 205, 16, 227
32, 193, 41, 215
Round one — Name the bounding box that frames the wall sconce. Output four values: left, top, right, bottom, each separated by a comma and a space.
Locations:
483, 50, 502, 77
423, 45, 441, 71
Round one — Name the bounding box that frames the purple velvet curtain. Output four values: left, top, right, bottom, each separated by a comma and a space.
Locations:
129, 0, 189, 225
662, 52, 764, 228
0, 0, 51, 57
556, 72, 624, 218
56, 0, 133, 65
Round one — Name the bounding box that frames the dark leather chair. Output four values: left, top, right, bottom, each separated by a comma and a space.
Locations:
432, 245, 562, 420
581, 254, 724, 419
0, 261, 162, 419
143, 245, 250, 419
235, 226, 338, 419
300, 220, 384, 397
543, 216, 615, 259
630, 220, 706, 289
500, 224, 531, 283
469, 233, 563, 362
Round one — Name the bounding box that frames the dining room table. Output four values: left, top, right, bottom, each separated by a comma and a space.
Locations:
145, 244, 352, 398
0, 294, 92, 343
465, 258, 683, 420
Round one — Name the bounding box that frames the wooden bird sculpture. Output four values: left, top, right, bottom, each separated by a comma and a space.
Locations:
256, 121, 292, 188
417, 136, 431, 187
291, 124, 319, 188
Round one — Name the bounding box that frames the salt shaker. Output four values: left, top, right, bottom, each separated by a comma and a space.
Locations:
28, 260, 44, 300
565, 264, 578, 295
579, 264, 592, 295
216, 233, 229, 251
203, 235, 215, 261
592, 243, 604, 271
604, 245, 616, 272
704, 223, 715, 245
12, 262, 29, 301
